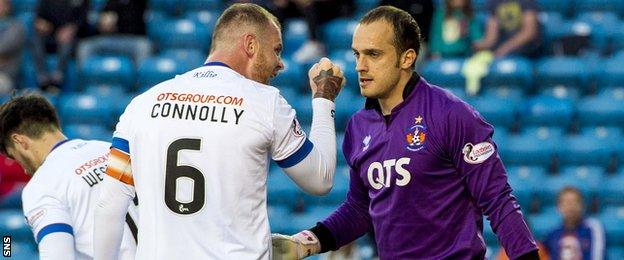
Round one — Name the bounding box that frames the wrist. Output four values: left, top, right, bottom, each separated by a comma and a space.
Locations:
292, 230, 321, 258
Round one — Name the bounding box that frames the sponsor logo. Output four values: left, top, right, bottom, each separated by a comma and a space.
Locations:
405, 116, 426, 152
462, 142, 495, 164
26, 209, 46, 228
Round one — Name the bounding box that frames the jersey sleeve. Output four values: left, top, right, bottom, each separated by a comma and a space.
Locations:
22, 186, 74, 244
445, 101, 537, 258
271, 94, 313, 168
108, 106, 134, 186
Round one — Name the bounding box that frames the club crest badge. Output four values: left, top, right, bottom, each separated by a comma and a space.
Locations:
405, 116, 426, 152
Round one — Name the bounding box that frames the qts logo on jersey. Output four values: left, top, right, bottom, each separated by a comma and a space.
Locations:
405, 116, 426, 152
366, 158, 412, 189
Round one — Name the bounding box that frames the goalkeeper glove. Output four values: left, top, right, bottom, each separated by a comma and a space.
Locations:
271, 230, 321, 260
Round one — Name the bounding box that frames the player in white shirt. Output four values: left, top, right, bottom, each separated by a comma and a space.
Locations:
93, 3, 346, 260
0, 94, 137, 260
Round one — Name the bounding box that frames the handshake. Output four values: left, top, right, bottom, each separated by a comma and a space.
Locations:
308, 57, 347, 102
271, 231, 321, 260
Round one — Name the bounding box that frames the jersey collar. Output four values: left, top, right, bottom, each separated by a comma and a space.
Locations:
203, 61, 232, 69
364, 72, 422, 112
50, 139, 72, 152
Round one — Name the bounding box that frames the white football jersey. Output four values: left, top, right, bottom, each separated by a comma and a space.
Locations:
111, 62, 311, 259
21, 139, 138, 260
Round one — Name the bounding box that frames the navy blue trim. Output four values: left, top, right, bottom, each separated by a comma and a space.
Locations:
203, 61, 231, 69
275, 139, 314, 168
111, 137, 130, 153
36, 223, 73, 243
51, 139, 72, 152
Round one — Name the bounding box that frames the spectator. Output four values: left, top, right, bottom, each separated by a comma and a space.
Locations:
544, 186, 605, 260
473, 0, 540, 57
429, 0, 482, 58
32, 0, 90, 92
0, 154, 29, 207
0, 0, 25, 93
268, 0, 354, 63
77, 0, 152, 66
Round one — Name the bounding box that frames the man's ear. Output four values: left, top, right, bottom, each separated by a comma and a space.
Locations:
243, 33, 258, 58
400, 49, 417, 69
10, 133, 29, 151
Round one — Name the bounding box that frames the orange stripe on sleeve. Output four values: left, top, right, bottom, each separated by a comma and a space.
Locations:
106, 148, 134, 186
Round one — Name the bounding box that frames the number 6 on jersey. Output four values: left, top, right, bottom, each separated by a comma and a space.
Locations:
164, 138, 205, 215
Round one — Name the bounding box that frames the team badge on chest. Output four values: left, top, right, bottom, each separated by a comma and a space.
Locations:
405, 116, 426, 152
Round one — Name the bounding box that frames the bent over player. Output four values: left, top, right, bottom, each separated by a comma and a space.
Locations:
272, 6, 539, 259
0, 94, 137, 260
94, 3, 345, 259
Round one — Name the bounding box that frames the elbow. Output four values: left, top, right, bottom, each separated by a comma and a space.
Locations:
308, 183, 333, 196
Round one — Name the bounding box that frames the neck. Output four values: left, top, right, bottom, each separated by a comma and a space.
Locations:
378, 70, 414, 115
564, 218, 582, 230
33, 131, 67, 169
206, 50, 249, 78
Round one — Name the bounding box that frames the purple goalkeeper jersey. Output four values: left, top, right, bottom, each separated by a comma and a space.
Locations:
321, 74, 537, 259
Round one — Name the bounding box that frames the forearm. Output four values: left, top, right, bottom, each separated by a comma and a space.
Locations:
94, 176, 133, 259
283, 98, 336, 195
39, 232, 75, 260
318, 197, 371, 250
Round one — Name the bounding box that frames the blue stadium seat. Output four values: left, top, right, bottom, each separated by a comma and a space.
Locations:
578, 94, 624, 127
110, 93, 136, 124
58, 93, 113, 125
184, 10, 218, 35
0, 210, 31, 241
148, 0, 183, 15
421, 58, 465, 89
46, 56, 79, 92
484, 57, 533, 91
79, 56, 135, 89
159, 48, 206, 69
466, 94, 517, 129
321, 18, 358, 51
181, 0, 221, 13
10, 0, 38, 14
482, 217, 497, 246
272, 58, 304, 90
64, 124, 112, 141
507, 166, 547, 210
289, 206, 336, 234
481, 86, 525, 103
576, 12, 621, 46
10, 241, 38, 260
84, 84, 126, 101
535, 57, 591, 91
598, 172, 624, 206
355, 0, 380, 15
268, 205, 292, 234
598, 56, 624, 88
334, 89, 365, 130
329, 49, 358, 90
572, 0, 624, 17
302, 167, 349, 206
520, 95, 574, 128
149, 18, 211, 51
499, 127, 563, 168
608, 246, 624, 260
536, 0, 570, 14
267, 168, 302, 208
538, 85, 581, 101
137, 57, 187, 91
613, 24, 624, 52
528, 207, 561, 241
540, 166, 604, 206
558, 128, 619, 167
15, 12, 35, 42
598, 206, 624, 246
283, 19, 310, 57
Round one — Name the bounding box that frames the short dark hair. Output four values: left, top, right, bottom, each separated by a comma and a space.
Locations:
210, 3, 281, 51
360, 6, 422, 67
0, 94, 60, 155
